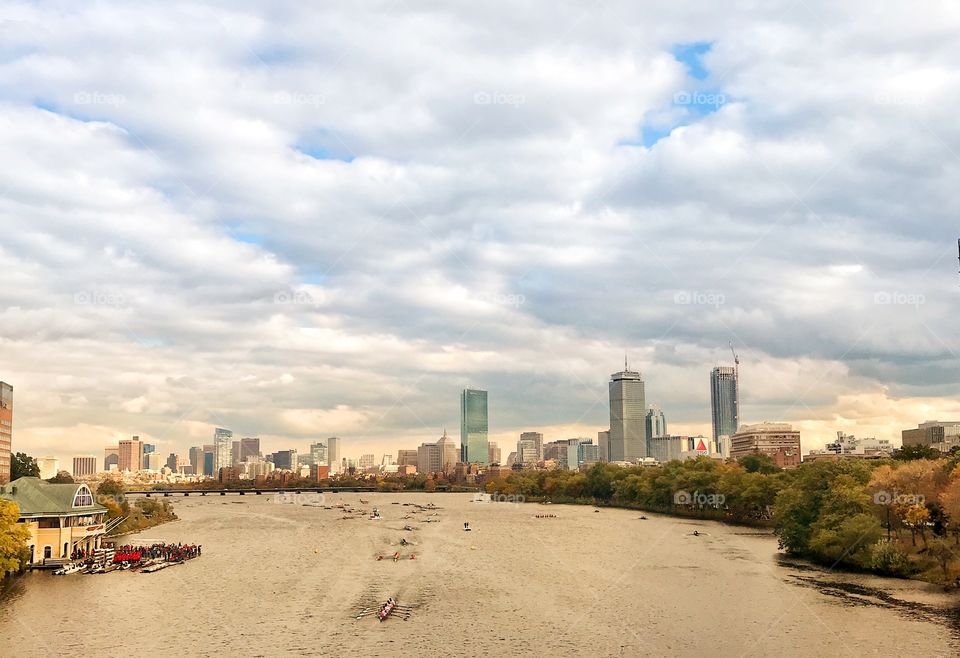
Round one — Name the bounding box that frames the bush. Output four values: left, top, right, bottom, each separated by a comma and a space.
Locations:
869, 539, 912, 576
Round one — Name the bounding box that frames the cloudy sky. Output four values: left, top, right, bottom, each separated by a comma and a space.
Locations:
1, 1, 959, 466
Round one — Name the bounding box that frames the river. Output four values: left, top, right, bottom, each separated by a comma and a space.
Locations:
1, 493, 957, 657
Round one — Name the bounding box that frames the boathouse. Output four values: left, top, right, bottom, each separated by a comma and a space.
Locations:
0, 477, 108, 567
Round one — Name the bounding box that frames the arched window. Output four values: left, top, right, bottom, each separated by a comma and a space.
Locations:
73, 485, 94, 507
63, 542, 69, 557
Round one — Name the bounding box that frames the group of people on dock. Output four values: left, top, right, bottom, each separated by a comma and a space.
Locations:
113, 542, 202, 562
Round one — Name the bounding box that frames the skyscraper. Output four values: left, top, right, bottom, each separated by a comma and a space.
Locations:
326, 437, 342, 474
240, 437, 260, 462
273, 450, 298, 470
142, 443, 156, 470
488, 441, 501, 465
0, 382, 12, 484
437, 431, 458, 472
609, 362, 647, 461
214, 428, 233, 472
460, 388, 489, 465
597, 431, 609, 462
517, 431, 543, 466
310, 441, 327, 466
189, 446, 204, 475
118, 437, 144, 473
711, 366, 739, 447
646, 405, 667, 440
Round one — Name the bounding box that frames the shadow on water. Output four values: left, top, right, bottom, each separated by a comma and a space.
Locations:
0, 573, 28, 608
779, 559, 960, 647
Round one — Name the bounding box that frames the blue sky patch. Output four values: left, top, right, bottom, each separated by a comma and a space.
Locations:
672, 42, 712, 80
294, 144, 355, 162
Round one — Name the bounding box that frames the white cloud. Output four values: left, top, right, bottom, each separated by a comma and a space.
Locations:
0, 1, 958, 465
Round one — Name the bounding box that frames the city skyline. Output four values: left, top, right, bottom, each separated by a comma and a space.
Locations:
5, 352, 959, 470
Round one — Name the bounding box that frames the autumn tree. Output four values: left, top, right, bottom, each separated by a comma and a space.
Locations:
0, 500, 30, 575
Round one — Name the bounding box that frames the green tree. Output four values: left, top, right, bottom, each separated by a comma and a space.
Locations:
868, 539, 911, 576
927, 539, 955, 584
0, 500, 31, 575
96, 477, 129, 516
893, 445, 940, 461
738, 453, 781, 474
774, 459, 873, 556
10, 452, 39, 480
47, 470, 75, 484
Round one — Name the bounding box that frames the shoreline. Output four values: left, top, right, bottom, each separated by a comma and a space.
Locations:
514, 495, 960, 589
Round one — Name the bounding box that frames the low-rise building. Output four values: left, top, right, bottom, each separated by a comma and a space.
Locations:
902, 421, 960, 453
0, 477, 108, 567
805, 431, 894, 461
730, 422, 801, 468
649, 435, 724, 463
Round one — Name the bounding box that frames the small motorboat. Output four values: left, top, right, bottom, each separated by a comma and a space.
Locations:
370, 508, 382, 520
392, 551, 400, 562
359, 499, 370, 504
463, 522, 472, 532
403, 525, 415, 531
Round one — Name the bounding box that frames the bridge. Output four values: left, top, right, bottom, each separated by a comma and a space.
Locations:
123, 486, 453, 497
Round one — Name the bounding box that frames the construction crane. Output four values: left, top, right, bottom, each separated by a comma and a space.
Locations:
728, 341, 739, 380
729, 341, 741, 427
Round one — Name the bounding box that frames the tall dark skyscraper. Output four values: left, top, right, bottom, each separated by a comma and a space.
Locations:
460, 388, 489, 464
609, 362, 647, 461
711, 366, 739, 446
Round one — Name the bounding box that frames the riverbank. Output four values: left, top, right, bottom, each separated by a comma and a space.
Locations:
105, 498, 179, 538
487, 458, 960, 588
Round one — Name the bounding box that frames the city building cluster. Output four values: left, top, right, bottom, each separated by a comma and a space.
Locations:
1, 367, 959, 487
